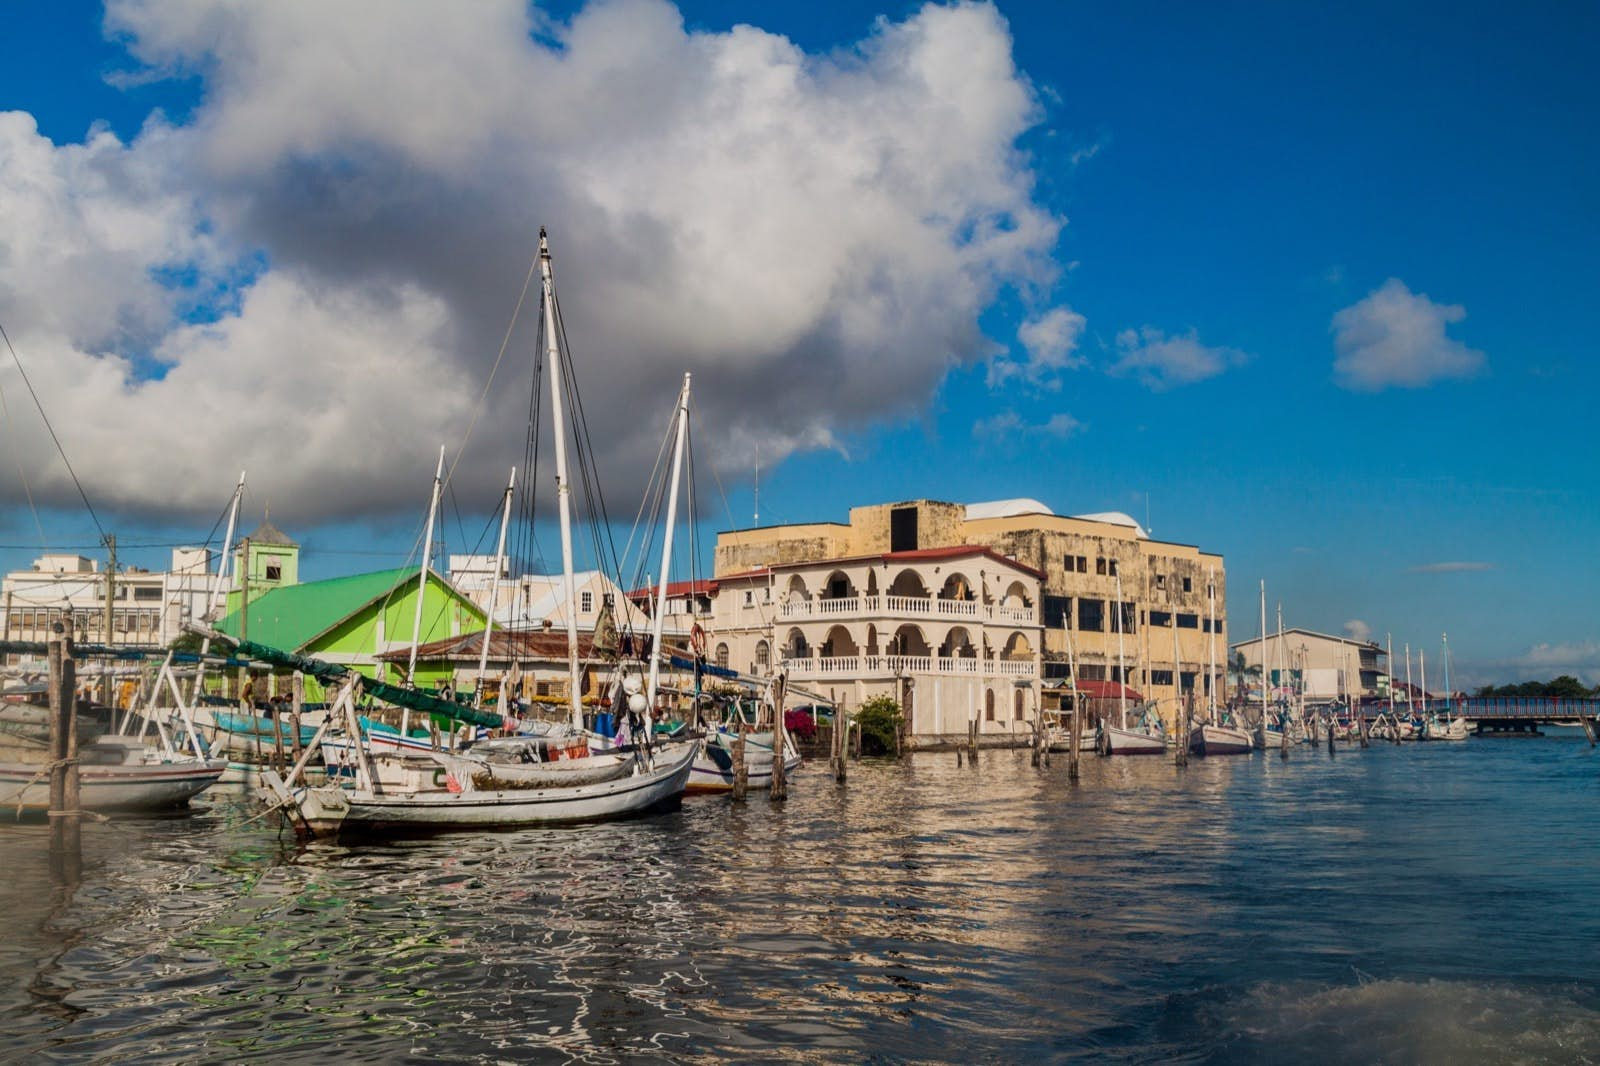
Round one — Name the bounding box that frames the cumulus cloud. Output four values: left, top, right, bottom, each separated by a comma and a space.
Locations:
1407, 561, 1494, 574
973, 409, 1082, 442
987, 305, 1086, 388
1343, 619, 1371, 642
1332, 278, 1485, 391
1108, 326, 1248, 390
1485, 641, 1600, 687
0, 0, 1061, 527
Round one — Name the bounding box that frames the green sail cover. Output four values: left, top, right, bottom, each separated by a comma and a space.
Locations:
230, 639, 506, 730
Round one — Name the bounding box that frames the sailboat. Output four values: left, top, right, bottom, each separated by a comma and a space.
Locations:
1188, 566, 1253, 756
271, 229, 696, 835
1098, 572, 1167, 755
1420, 635, 1469, 741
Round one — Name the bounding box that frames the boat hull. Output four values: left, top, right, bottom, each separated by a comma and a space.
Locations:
293, 741, 699, 836
685, 739, 802, 793
0, 742, 226, 813
1189, 724, 1254, 756
1098, 724, 1167, 755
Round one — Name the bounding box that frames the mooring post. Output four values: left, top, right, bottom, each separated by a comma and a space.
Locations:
769, 673, 788, 803
48, 623, 82, 880
731, 724, 748, 801
1067, 705, 1082, 781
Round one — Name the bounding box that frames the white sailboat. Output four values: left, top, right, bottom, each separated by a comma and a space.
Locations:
1189, 566, 1253, 756
272, 229, 697, 835
1099, 572, 1167, 755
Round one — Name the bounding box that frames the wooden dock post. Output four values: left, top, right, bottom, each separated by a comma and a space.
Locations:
1358, 712, 1370, 748
48, 623, 82, 880
730, 720, 749, 800
1067, 706, 1082, 781
769, 674, 788, 803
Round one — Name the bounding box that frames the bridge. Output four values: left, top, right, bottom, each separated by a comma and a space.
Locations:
1443, 696, 1598, 737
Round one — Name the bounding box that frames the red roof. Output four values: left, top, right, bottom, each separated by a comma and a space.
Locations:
625, 579, 715, 602
1072, 679, 1144, 700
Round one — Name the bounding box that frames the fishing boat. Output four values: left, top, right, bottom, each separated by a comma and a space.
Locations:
687, 727, 802, 792
1098, 572, 1168, 755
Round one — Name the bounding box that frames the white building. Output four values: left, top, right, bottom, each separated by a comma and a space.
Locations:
2, 548, 220, 649
1231, 626, 1388, 701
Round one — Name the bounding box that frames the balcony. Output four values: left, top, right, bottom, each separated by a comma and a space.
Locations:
779, 595, 1032, 625
779, 654, 1037, 680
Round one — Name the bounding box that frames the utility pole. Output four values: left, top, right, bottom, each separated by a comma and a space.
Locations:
102, 533, 116, 704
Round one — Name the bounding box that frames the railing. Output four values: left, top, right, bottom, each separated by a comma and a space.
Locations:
779, 654, 1037, 680
778, 594, 1035, 624
1454, 697, 1600, 720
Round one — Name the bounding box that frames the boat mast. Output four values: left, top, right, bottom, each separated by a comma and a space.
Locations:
539, 229, 584, 732
1114, 570, 1128, 728
189, 470, 245, 703
405, 446, 445, 689
1404, 643, 1413, 719
1206, 566, 1217, 723
1258, 580, 1268, 743
1276, 602, 1287, 726
1419, 649, 1428, 720
1171, 591, 1183, 728
647, 373, 692, 738
1441, 632, 1451, 717
475, 467, 517, 706
1387, 633, 1395, 720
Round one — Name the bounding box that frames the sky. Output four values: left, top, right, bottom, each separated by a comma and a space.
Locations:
0, 1, 1595, 687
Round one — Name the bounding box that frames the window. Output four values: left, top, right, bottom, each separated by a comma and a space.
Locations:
603, 594, 614, 608
1109, 559, 1119, 577
1095, 557, 1107, 576
1150, 610, 1172, 627
744, 590, 753, 606
1114, 602, 1137, 634
133, 586, 162, 601
1181, 671, 1198, 692
1042, 595, 1071, 628
714, 643, 730, 668
1150, 670, 1174, 686
1077, 664, 1106, 682
890, 506, 918, 552
1155, 574, 1166, 590
1182, 577, 1192, 592
581, 591, 593, 613
265, 562, 282, 582
1077, 598, 1105, 632
1177, 613, 1199, 629
755, 640, 770, 671
1077, 555, 1088, 573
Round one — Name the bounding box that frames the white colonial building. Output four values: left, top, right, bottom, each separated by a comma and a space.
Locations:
704, 545, 1043, 743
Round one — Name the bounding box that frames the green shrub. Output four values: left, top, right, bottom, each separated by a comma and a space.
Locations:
853, 696, 903, 757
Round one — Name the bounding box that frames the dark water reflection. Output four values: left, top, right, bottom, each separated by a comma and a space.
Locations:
3, 739, 1599, 1062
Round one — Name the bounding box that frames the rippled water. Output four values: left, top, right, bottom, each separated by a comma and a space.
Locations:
2, 736, 1598, 1063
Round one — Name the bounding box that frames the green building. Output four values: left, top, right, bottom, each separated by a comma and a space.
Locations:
215, 565, 487, 698
233, 519, 300, 594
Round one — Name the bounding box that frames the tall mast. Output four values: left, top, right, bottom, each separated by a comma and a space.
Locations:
539, 229, 584, 731
406, 446, 445, 687
1114, 570, 1127, 728
1171, 592, 1182, 726
1404, 643, 1413, 719
1387, 633, 1395, 718
475, 467, 517, 705
1276, 602, 1286, 722
1206, 566, 1217, 721
1441, 632, 1451, 715
1419, 649, 1428, 718
1258, 580, 1268, 744
647, 373, 693, 738
190, 471, 245, 702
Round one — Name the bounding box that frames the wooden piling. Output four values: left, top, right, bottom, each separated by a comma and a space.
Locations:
769, 675, 788, 802
731, 726, 748, 801
1326, 713, 1336, 754
48, 623, 81, 879
1067, 705, 1082, 782
289, 672, 306, 767
1358, 712, 1370, 748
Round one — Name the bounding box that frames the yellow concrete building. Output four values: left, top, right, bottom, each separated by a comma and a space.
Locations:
713, 498, 1227, 731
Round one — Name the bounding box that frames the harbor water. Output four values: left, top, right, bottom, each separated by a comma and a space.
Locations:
2, 736, 1598, 1063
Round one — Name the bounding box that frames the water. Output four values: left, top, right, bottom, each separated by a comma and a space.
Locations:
2, 738, 1598, 1063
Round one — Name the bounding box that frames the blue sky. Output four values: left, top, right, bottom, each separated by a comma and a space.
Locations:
0, 2, 1596, 686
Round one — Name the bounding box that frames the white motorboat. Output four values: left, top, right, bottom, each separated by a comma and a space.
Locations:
0, 735, 224, 814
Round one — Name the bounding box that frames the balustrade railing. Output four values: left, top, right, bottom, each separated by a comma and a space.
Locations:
777, 594, 1035, 624
778, 654, 1037, 679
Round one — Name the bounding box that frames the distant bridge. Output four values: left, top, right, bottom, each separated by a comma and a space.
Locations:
1446, 696, 1598, 737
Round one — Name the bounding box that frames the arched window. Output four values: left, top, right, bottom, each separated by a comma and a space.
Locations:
714, 642, 730, 669
1014, 689, 1025, 720
985, 689, 996, 722
755, 640, 770, 672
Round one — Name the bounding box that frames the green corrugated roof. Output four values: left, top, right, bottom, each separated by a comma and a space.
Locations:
216, 566, 420, 651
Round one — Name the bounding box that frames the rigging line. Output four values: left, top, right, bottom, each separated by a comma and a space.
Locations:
0, 320, 105, 540
440, 247, 541, 500
617, 400, 677, 593
549, 277, 625, 586
0, 362, 46, 550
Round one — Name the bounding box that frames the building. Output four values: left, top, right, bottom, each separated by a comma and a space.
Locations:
1230, 627, 1387, 701
2, 547, 220, 651
711, 498, 1228, 734
448, 555, 646, 636
214, 565, 487, 698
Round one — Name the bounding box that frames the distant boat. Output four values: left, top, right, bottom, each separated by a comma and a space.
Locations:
0, 727, 223, 814
1099, 573, 1167, 756
1189, 568, 1252, 756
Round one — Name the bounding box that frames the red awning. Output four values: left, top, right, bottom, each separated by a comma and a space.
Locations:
1071, 679, 1144, 701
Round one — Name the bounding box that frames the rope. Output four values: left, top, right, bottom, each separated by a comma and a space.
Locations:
0, 320, 106, 539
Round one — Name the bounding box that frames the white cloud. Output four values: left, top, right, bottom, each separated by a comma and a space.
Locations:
0, 0, 1061, 526
973, 409, 1083, 442
1331, 278, 1485, 391
987, 305, 1086, 389
1484, 641, 1600, 687
1343, 619, 1371, 642
1109, 327, 1247, 390
1407, 561, 1495, 574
